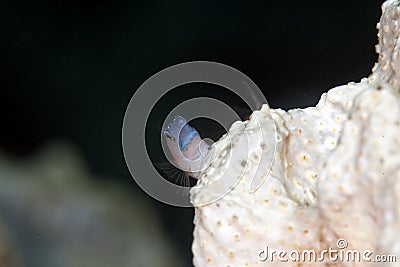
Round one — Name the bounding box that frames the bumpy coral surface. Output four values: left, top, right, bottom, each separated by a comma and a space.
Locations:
191, 1, 400, 266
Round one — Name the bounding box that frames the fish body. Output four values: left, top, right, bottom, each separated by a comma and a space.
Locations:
163, 116, 210, 178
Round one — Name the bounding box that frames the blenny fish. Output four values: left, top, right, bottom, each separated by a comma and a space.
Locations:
163, 115, 211, 179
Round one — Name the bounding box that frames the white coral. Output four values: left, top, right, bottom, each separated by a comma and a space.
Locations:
191, 1, 400, 266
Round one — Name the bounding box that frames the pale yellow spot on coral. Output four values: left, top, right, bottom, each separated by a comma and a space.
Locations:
271, 186, 281, 197
232, 215, 238, 223
307, 172, 318, 180
333, 205, 341, 211
279, 201, 288, 208
383, 24, 390, 33
228, 250, 235, 258
382, 59, 389, 70
234, 233, 240, 241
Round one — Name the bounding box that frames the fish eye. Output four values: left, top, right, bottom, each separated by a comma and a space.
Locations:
163, 130, 175, 141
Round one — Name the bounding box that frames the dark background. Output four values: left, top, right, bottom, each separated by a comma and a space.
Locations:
1, 0, 384, 266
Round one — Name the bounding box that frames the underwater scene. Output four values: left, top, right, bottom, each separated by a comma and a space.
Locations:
3, 1, 396, 266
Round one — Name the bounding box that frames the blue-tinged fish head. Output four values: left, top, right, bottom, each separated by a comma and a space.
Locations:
163, 115, 199, 151
163, 115, 209, 178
